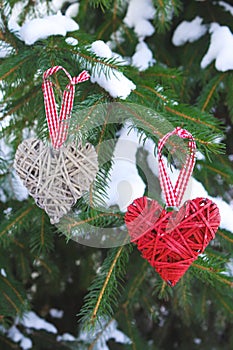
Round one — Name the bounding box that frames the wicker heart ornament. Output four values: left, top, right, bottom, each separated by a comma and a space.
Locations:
125, 196, 220, 286
14, 66, 98, 224
14, 138, 98, 224
125, 127, 221, 286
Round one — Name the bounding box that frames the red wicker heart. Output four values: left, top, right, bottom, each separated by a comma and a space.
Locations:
125, 196, 220, 286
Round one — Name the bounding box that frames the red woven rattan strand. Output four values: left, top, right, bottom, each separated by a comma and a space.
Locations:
158, 127, 196, 207
42, 66, 90, 149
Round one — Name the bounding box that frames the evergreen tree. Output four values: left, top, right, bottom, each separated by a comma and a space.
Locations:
0, 1, 233, 349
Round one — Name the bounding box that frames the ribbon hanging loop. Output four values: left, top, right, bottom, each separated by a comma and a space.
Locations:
42, 66, 90, 149
158, 127, 196, 208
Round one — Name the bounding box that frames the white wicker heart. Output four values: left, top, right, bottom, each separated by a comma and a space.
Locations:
14, 138, 98, 224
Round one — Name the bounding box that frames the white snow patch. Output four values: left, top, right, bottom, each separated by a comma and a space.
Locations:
12, 171, 29, 201
90, 40, 136, 99
65, 37, 78, 46
8, 326, 22, 342
123, 1, 156, 73
216, 1, 233, 16
134, 19, 155, 39
124, 0, 155, 39
225, 259, 233, 276
196, 151, 205, 161
20, 337, 32, 350
51, 0, 67, 11
20, 311, 57, 334
57, 333, 76, 342
209, 196, 233, 232
0, 268, 7, 277
105, 123, 145, 211
0, 138, 12, 160
132, 41, 154, 71
172, 16, 207, 46
0, 43, 13, 58
0, 112, 11, 131
91, 40, 112, 59
0, 189, 7, 202
20, 13, 79, 45
65, 3, 80, 18
7, 1, 25, 32
90, 65, 135, 100
194, 338, 202, 345
7, 326, 32, 350
31, 271, 39, 279
107, 28, 125, 50
201, 23, 233, 71
0, 137, 28, 201
49, 308, 64, 319
79, 318, 131, 349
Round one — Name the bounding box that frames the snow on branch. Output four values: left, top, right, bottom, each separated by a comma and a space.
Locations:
172, 16, 207, 46
90, 40, 136, 99
201, 23, 233, 72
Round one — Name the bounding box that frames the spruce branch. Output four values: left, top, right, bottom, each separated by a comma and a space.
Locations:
89, 0, 114, 10
29, 211, 55, 254
0, 206, 33, 246
0, 274, 28, 317
58, 205, 124, 241
0, 3, 19, 50
118, 102, 224, 156
78, 244, 132, 329
200, 74, 225, 112
120, 305, 152, 350
0, 55, 33, 81
202, 161, 232, 181
70, 102, 120, 208
192, 262, 233, 288
7, 235, 58, 277
213, 290, 233, 315
122, 260, 148, 309
225, 72, 233, 122
92, 247, 124, 319
76, 50, 125, 77
87, 318, 115, 350
153, 0, 182, 33
1, 86, 40, 121
173, 275, 193, 324
218, 230, 233, 245
164, 105, 221, 131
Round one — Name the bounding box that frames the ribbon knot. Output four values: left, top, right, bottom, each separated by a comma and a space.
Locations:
176, 126, 191, 139
70, 79, 76, 85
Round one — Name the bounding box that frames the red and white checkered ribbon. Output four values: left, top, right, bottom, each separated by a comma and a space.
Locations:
42, 66, 90, 149
158, 127, 196, 207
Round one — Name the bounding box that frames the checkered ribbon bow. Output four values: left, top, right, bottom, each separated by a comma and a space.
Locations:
158, 127, 196, 207
42, 66, 90, 149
